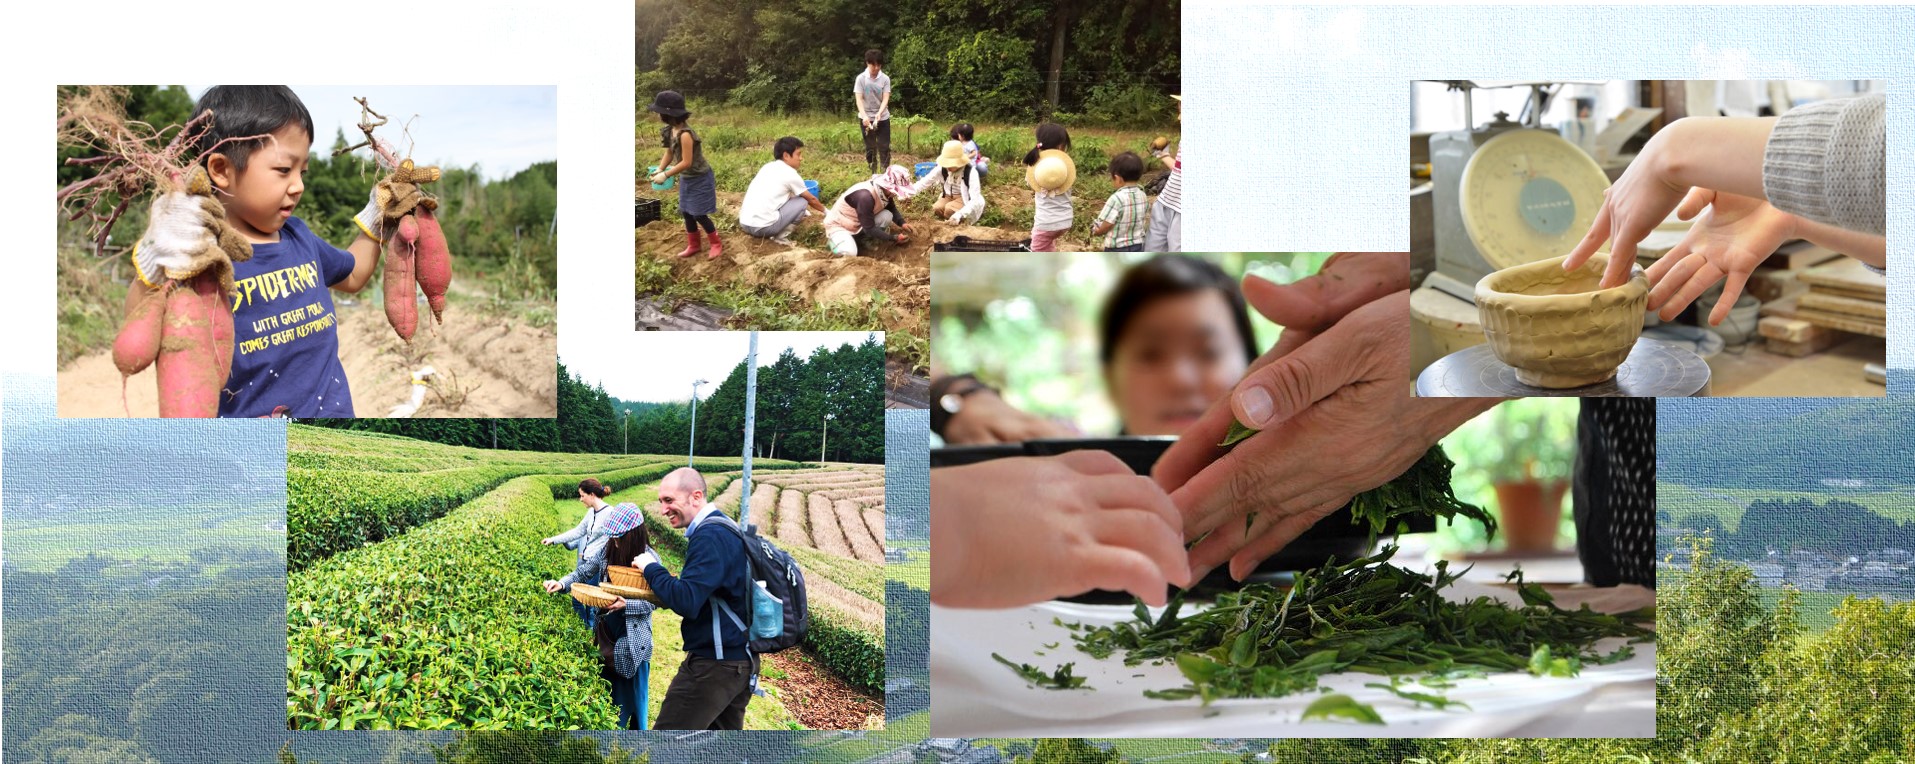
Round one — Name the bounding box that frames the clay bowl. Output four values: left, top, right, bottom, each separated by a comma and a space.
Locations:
1475, 253, 1648, 389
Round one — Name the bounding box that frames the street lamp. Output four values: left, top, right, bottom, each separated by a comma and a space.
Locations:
821, 413, 835, 463
688, 378, 708, 466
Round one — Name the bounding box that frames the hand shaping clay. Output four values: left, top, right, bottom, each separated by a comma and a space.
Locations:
1475, 253, 1648, 389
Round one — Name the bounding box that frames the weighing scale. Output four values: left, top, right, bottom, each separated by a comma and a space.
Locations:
1414, 81, 1709, 396
1417, 340, 1711, 397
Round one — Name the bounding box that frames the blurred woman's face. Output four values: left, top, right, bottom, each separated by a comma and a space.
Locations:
1106, 291, 1249, 436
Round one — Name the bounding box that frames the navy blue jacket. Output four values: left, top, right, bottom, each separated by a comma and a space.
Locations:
644, 515, 751, 661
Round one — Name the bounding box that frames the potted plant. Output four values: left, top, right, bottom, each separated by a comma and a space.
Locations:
1481, 400, 1577, 552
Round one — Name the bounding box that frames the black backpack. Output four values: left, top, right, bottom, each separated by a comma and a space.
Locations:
699, 514, 809, 654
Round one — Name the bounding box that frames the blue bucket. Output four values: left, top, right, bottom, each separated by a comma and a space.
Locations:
647, 166, 675, 191
914, 161, 936, 178
804, 180, 821, 199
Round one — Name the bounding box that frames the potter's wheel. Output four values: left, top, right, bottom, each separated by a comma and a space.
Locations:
1417, 339, 1710, 397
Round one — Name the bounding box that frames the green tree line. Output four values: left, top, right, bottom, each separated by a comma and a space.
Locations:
636, 0, 1180, 125
305, 336, 886, 463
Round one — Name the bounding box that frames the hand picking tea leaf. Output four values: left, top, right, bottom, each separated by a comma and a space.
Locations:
1219, 417, 1260, 447
1301, 693, 1385, 724
993, 653, 1092, 690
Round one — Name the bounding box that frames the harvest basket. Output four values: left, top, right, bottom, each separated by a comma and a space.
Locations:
635, 198, 662, 227
599, 581, 662, 605
606, 564, 646, 588
934, 235, 1032, 253
569, 583, 617, 609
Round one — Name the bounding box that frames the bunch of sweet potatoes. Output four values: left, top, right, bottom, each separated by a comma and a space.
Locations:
375, 159, 452, 341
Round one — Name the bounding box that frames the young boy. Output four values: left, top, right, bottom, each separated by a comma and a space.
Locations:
131, 86, 386, 417
739, 136, 826, 245
950, 123, 989, 176
853, 49, 893, 173
1092, 152, 1150, 252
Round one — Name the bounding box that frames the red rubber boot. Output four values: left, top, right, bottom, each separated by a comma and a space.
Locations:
675, 229, 702, 258
705, 231, 724, 260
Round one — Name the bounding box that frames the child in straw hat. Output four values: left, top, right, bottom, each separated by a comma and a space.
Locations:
1146, 95, 1182, 252
912, 140, 986, 225
1024, 123, 1076, 252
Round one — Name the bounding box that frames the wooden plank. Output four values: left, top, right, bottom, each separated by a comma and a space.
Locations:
1765, 334, 1841, 358
1799, 292, 1886, 320
1807, 283, 1886, 302
1798, 258, 1886, 299
1747, 267, 1807, 304
1760, 295, 1801, 319
1796, 307, 1887, 338
1763, 241, 1843, 270
1758, 316, 1828, 343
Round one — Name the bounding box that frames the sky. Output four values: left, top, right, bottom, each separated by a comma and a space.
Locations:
186, 85, 556, 181
563, 331, 880, 404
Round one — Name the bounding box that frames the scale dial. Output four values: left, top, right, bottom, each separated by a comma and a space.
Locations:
1459, 129, 1611, 272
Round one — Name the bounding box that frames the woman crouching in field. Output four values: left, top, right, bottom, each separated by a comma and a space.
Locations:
824, 165, 918, 256
589, 503, 660, 730
912, 140, 986, 225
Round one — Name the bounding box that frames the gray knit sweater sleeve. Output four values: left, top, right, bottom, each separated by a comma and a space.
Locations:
559, 538, 608, 590
1763, 93, 1885, 235
612, 601, 657, 678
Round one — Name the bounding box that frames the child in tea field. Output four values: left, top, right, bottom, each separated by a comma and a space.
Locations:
543, 478, 616, 629
1091, 152, 1150, 252
590, 503, 660, 730
911, 140, 985, 225
951, 123, 989, 176
1024, 122, 1076, 252
647, 90, 722, 259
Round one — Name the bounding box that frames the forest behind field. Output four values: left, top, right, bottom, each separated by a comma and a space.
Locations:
636, 0, 1180, 125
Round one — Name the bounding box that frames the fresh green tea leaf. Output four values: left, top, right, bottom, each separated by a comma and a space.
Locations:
1301, 693, 1385, 724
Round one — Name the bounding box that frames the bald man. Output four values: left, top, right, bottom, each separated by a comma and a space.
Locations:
642, 467, 759, 729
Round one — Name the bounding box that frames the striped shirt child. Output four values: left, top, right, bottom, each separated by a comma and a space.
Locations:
1096, 185, 1150, 250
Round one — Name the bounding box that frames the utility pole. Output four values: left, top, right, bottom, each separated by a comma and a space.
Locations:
821, 413, 834, 463
621, 408, 630, 454
740, 332, 758, 527
688, 379, 707, 467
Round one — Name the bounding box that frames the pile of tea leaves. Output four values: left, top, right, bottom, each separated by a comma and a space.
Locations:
1063, 546, 1655, 705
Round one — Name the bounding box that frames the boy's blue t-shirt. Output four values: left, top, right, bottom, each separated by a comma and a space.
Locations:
220, 216, 355, 418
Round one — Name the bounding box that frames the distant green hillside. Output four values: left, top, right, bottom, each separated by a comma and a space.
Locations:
1659, 397, 1915, 489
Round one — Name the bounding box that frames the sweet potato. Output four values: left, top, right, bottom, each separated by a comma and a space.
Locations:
385, 214, 419, 341
155, 274, 222, 417
113, 282, 167, 377
413, 206, 451, 323
203, 272, 236, 386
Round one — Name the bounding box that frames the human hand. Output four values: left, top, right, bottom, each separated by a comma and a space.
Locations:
941, 389, 1080, 445
542, 580, 562, 594
1151, 252, 1411, 473
894, 232, 910, 244
1154, 292, 1495, 581
604, 597, 627, 612
632, 550, 660, 570
862, 118, 873, 130
133, 168, 241, 286
1645, 188, 1797, 325
1563, 126, 1692, 289
541, 537, 555, 546
949, 212, 964, 225
649, 172, 668, 186
931, 450, 1192, 608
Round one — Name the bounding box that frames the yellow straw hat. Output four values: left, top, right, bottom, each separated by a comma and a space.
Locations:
936, 140, 969, 169
1027, 149, 1076, 193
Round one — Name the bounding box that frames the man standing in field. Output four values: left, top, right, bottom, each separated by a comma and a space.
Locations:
641, 467, 758, 729
854, 49, 893, 173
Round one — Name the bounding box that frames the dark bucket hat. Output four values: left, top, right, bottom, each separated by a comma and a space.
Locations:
647, 90, 692, 119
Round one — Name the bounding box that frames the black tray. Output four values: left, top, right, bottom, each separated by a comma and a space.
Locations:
933, 234, 1032, 252
636, 198, 661, 227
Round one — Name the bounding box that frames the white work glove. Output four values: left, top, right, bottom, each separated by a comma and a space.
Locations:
632, 551, 660, 570
353, 187, 385, 242
132, 187, 227, 287
948, 212, 965, 225
649, 171, 669, 186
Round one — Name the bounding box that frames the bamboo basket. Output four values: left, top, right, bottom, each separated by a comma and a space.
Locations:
606, 565, 646, 588
598, 581, 662, 605
569, 583, 617, 609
